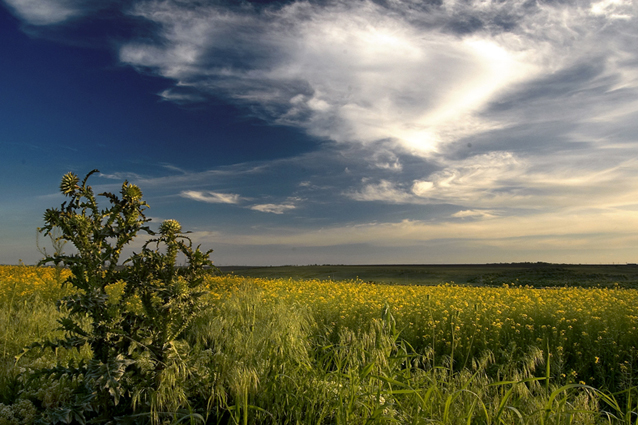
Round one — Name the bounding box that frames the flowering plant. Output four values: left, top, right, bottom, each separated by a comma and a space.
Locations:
37, 170, 216, 423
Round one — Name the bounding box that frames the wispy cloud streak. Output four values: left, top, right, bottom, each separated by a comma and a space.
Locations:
3, 0, 109, 25
250, 203, 296, 214
181, 190, 242, 204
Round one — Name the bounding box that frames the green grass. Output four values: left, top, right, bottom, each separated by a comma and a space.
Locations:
2, 267, 638, 424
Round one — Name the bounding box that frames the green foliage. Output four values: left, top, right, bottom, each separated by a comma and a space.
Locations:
0, 398, 37, 425
36, 170, 216, 423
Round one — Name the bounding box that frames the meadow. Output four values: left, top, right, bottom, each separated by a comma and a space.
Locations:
1, 264, 638, 424
220, 263, 638, 288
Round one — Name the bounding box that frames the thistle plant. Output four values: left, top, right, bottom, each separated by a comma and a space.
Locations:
37, 170, 216, 423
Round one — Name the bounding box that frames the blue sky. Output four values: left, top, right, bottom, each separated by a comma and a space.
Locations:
2, 0, 638, 266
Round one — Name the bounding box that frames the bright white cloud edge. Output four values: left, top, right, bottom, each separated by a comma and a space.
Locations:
181, 190, 241, 204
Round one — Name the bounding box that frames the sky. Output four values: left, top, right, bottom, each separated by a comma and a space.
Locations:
1, 0, 638, 266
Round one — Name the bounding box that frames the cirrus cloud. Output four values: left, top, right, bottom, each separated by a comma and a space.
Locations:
3, 0, 109, 25
181, 190, 242, 204
250, 203, 296, 214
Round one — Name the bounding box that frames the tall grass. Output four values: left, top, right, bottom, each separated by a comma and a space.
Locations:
1, 267, 638, 423
187, 283, 637, 424
204, 276, 638, 392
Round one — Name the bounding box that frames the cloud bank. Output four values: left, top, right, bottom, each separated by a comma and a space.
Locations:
117, 0, 540, 155
113, 0, 638, 219
112, 0, 637, 151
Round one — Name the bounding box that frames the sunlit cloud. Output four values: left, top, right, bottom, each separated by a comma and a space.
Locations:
181, 190, 241, 204
347, 151, 529, 205
411, 151, 529, 206
117, 0, 542, 156
192, 208, 638, 250
451, 210, 498, 219
590, 0, 633, 19
349, 152, 638, 211
112, 0, 638, 221
113, 0, 638, 159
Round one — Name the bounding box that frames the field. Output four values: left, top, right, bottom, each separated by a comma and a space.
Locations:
2, 264, 638, 424
220, 263, 638, 288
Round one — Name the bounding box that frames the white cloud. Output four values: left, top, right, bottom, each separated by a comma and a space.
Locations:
160, 163, 187, 174
99, 171, 145, 181
411, 151, 528, 205
347, 151, 528, 205
590, 0, 633, 19
347, 179, 415, 204
181, 190, 241, 204
347, 151, 638, 212
117, 0, 545, 156
158, 89, 206, 104
3, 0, 99, 25
371, 149, 403, 171
115, 0, 638, 212
278, 11, 535, 154
250, 203, 296, 214
451, 210, 497, 219
114, 0, 638, 216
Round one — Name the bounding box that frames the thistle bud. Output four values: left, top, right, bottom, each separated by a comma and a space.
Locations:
60, 172, 79, 196
122, 183, 143, 201
159, 219, 181, 235
43, 208, 59, 226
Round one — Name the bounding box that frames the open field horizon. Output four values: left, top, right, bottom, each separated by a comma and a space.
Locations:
220, 262, 638, 288
9, 261, 638, 288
